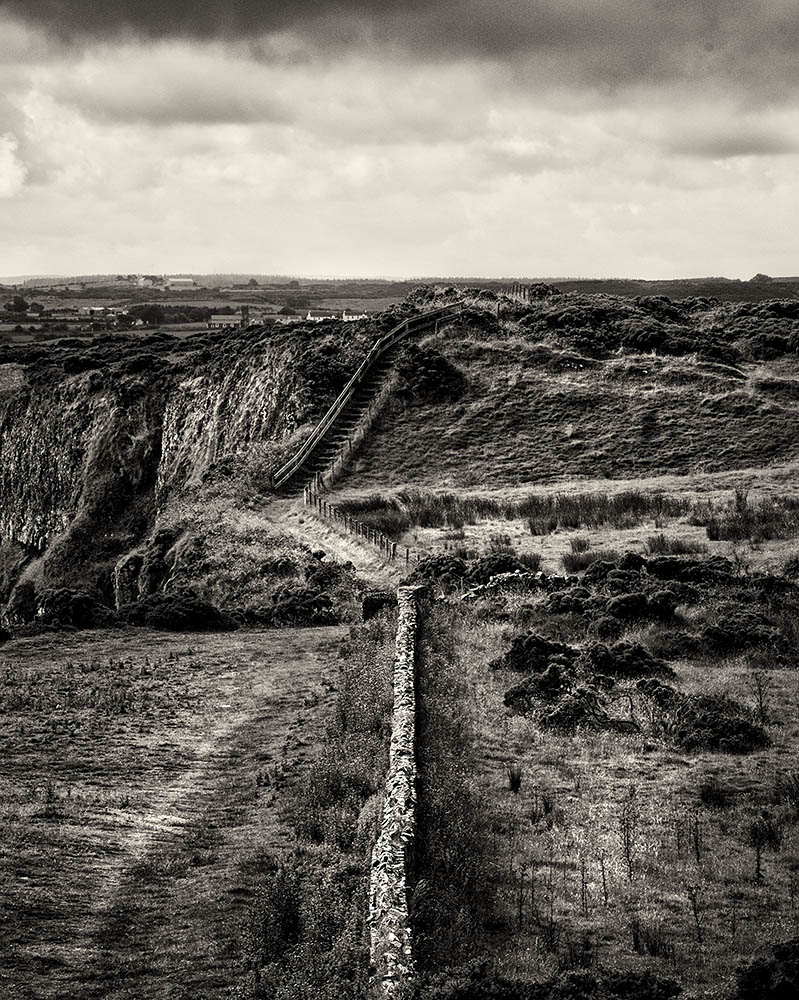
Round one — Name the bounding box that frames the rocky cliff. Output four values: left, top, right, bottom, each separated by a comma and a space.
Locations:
0, 318, 385, 625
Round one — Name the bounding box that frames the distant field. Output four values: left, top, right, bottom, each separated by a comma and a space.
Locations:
0, 626, 345, 1000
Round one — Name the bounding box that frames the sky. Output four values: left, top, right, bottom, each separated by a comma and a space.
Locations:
0, 1, 797, 279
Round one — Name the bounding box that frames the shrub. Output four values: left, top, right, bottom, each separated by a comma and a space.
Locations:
546, 587, 592, 615
699, 778, 730, 809
563, 551, 608, 573
701, 608, 777, 652
735, 937, 799, 1000
645, 554, 735, 583
120, 591, 235, 631
35, 587, 108, 628
570, 536, 591, 554
504, 663, 571, 711
467, 552, 533, 584
406, 554, 468, 591
267, 583, 337, 627
576, 641, 674, 679
395, 343, 467, 401
637, 679, 769, 753
492, 632, 576, 673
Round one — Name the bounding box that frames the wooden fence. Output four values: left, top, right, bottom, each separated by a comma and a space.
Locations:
304, 483, 420, 565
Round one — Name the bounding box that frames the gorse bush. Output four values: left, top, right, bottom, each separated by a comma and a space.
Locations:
562, 550, 620, 573
120, 591, 235, 631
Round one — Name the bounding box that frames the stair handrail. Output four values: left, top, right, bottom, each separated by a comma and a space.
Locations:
272, 303, 461, 488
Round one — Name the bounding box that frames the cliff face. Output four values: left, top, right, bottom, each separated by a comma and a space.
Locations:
0, 321, 377, 621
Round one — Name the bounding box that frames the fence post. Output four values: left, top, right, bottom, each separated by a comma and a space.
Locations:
405, 547, 410, 565
392, 542, 397, 561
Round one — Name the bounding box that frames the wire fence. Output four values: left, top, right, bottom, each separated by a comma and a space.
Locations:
304, 482, 421, 565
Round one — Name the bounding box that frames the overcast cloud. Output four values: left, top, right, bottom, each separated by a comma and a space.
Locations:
0, 1, 797, 278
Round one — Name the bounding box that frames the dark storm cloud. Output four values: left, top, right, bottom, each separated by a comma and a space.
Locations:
0, 1, 796, 72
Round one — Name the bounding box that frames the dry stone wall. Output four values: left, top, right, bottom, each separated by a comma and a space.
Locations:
369, 585, 423, 997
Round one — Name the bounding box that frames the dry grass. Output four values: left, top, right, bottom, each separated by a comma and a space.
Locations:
0, 625, 346, 1000
420, 598, 799, 996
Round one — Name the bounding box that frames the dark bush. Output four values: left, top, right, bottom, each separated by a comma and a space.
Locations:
504, 663, 571, 711
618, 552, 646, 572
467, 552, 533, 584
545, 587, 592, 614
541, 688, 608, 732
576, 641, 674, 679
120, 591, 235, 631
362, 590, 397, 620
646, 555, 735, 583
638, 678, 769, 753
406, 555, 468, 591
603, 569, 640, 593
63, 355, 101, 374
701, 608, 777, 652
395, 343, 466, 401
735, 936, 799, 1000
605, 592, 652, 619
5, 580, 36, 624
259, 554, 298, 577
268, 583, 337, 626
492, 632, 576, 673
699, 778, 730, 809
591, 615, 623, 640
582, 559, 621, 582
36, 587, 108, 628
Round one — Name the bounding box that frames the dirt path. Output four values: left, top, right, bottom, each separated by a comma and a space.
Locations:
0, 626, 345, 1000
265, 495, 408, 589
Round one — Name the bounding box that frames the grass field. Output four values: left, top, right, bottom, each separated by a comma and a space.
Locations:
412, 591, 799, 997
0, 626, 346, 1000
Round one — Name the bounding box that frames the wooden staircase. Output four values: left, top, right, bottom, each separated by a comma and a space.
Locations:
273, 304, 461, 494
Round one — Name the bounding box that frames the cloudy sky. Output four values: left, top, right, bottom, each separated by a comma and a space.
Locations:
0, 1, 797, 279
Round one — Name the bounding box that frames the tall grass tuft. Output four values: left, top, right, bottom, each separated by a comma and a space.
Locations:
644, 533, 708, 556
339, 489, 692, 538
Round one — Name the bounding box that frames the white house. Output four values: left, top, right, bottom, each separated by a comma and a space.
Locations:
207, 314, 240, 329
305, 308, 369, 323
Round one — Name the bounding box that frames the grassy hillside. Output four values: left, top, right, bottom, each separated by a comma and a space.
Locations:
344, 288, 799, 492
